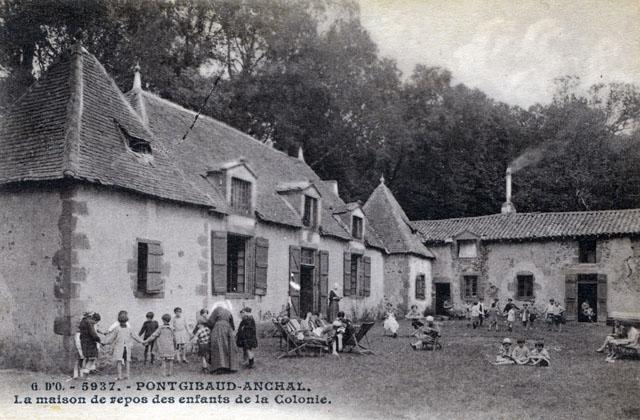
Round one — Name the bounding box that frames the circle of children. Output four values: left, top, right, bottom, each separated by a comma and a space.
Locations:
73, 294, 638, 380
73, 300, 256, 380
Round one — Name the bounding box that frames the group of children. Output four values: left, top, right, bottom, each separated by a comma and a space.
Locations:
73, 305, 258, 380
463, 298, 566, 333
493, 337, 551, 366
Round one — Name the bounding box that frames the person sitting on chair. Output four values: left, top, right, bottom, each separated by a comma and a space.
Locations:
605, 321, 640, 363
406, 305, 424, 332
410, 316, 440, 350
581, 301, 595, 322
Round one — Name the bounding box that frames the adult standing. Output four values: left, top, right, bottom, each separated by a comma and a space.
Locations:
328, 283, 342, 322
207, 300, 239, 374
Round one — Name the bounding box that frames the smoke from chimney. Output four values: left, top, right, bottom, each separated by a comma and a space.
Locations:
501, 167, 516, 214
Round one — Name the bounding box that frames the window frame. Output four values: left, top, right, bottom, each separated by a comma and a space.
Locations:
302, 195, 318, 229
516, 274, 534, 300
135, 239, 163, 297
230, 177, 252, 216
463, 275, 478, 299
457, 239, 478, 259
415, 274, 426, 300
578, 239, 597, 263
226, 234, 248, 294
351, 215, 363, 240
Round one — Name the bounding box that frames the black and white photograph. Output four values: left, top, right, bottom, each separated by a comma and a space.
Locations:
0, 1, 639, 419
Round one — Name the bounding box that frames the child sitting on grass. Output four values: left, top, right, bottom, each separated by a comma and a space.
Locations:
144, 314, 176, 377
410, 316, 440, 350
511, 337, 530, 365
529, 341, 551, 366
493, 338, 515, 365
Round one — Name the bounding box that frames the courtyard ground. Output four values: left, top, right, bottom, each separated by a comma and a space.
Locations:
1, 320, 639, 420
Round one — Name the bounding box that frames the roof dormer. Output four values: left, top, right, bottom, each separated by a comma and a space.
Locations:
333, 202, 366, 241
205, 158, 257, 217
452, 229, 481, 259
276, 181, 322, 230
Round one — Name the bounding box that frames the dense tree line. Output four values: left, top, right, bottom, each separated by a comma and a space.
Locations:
1, 0, 639, 219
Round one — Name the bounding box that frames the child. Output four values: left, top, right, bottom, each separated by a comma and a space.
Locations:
506, 306, 517, 332
521, 303, 530, 330
486, 301, 500, 331
410, 316, 440, 350
493, 338, 515, 365
331, 311, 349, 355
73, 323, 84, 379
529, 301, 538, 329
102, 310, 145, 380
511, 338, 530, 365
139, 312, 159, 365
383, 308, 399, 338
144, 314, 175, 377
529, 341, 551, 366
236, 307, 258, 368
470, 301, 481, 329
79, 312, 102, 375
192, 320, 211, 372
406, 305, 424, 333
171, 307, 191, 363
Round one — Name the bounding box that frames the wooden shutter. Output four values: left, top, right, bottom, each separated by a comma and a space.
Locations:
245, 237, 256, 296
416, 275, 425, 300
477, 276, 485, 300
363, 256, 371, 297
597, 274, 607, 322
565, 274, 577, 321
146, 242, 163, 293
254, 237, 269, 296
319, 250, 329, 315
289, 246, 301, 317
211, 231, 227, 295
460, 276, 466, 301
343, 252, 352, 296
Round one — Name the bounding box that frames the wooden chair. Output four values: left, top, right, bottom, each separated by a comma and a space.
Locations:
272, 319, 329, 359
343, 321, 375, 354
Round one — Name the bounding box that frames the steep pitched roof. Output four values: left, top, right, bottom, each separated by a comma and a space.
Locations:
413, 209, 640, 244
0, 45, 215, 208
129, 89, 369, 242
363, 180, 434, 258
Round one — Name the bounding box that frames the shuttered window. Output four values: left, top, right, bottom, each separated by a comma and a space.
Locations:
212, 231, 268, 296
415, 274, 426, 300
343, 253, 370, 298
137, 240, 163, 294
227, 234, 247, 293
230, 177, 252, 215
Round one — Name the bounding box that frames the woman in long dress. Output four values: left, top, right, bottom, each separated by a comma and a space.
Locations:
328, 283, 341, 322
207, 300, 239, 374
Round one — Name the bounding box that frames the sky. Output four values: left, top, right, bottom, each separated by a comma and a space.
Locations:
358, 0, 640, 108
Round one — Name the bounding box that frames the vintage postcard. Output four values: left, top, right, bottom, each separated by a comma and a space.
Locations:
0, 1, 639, 419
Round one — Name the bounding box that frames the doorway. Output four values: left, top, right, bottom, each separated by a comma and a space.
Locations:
435, 283, 451, 315
300, 265, 315, 317
577, 276, 598, 322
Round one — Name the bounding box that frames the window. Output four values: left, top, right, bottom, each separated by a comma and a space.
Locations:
301, 248, 315, 266
227, 235, 247, 293
118, 122, 152, 154
352, 216, 363, 239
579, 239, 597, 263
303, 195, 318, 228
458, 240, 477, 258
230, 177, 251, 215
463, 275, 478, 299
415, 274, 426, 300
351, 254, 360, 295
517, 274, 534, 299
137, 240, 163, 294
343, 252, 371, 298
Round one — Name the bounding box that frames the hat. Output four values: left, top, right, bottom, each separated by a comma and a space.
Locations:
426, 316, 434, 322
502, 338, 512, 344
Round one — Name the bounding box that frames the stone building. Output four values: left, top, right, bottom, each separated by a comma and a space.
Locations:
413, 201, 640, 322
0, 46, 428, 368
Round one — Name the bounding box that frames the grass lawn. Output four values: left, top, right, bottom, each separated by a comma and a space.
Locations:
1, 320, 639, 420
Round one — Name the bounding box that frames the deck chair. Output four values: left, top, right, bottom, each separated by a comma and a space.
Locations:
343, 321, 375, 354
273, 319, 329, 359
415, 330, 442, 351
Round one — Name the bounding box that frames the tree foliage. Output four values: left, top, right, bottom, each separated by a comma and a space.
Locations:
1, 0, 639, 219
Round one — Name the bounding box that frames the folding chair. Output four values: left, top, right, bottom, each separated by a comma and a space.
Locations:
343, 321, 375, 354
273, 319, 329, 359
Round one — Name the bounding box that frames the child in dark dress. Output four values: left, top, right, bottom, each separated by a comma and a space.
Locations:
236, 307, 257, 368
139, 312, 159, 365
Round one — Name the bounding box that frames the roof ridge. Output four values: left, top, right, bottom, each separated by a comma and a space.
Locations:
61, 44, 84, 177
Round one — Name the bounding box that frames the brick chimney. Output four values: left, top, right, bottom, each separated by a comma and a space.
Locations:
501, 167, 516, 214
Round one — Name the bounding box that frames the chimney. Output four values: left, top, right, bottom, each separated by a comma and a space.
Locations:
326, 180, 339, 196
501, 167, 516, 214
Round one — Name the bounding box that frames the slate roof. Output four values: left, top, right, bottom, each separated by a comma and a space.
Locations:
0, 45, 215, 208
363, 180, 434, 258
128, 84, 386, 249
413, 209, 640, 244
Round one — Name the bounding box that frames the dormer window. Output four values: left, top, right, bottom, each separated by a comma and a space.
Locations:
303, 195, 318, 228
116, 121, 152, 155
457, 239, 477, 258
352, 216, 363, 239
230, 177, 251, 215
